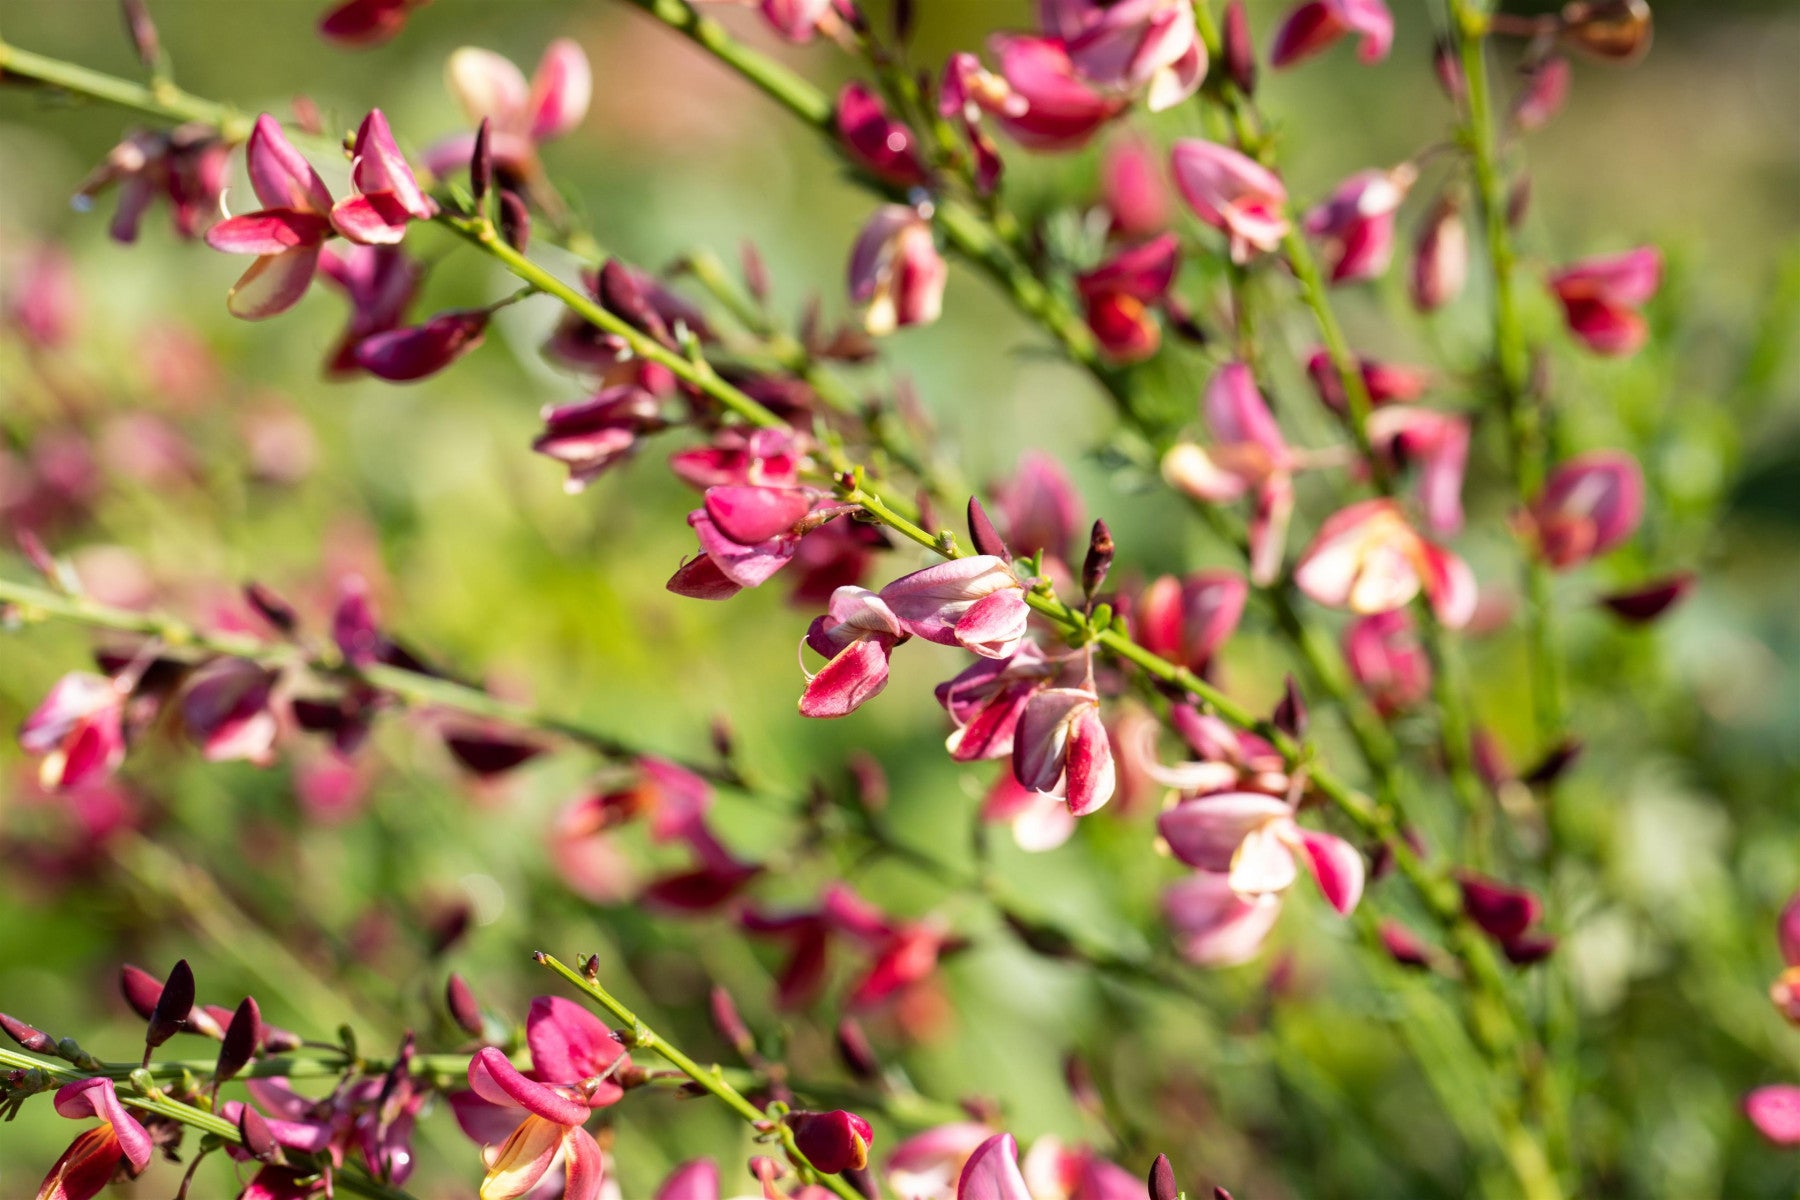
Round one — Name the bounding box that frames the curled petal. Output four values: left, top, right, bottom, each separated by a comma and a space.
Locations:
53, 1079, 152, 1170
246, 114, 332, 214
800, 637, 895, 719
528, 39, 593, 141
956, 1133, 1033, 1200
561, 1125, 608, 1200
205, 210, 332, 256
1158, 792, 1293, 872
467, 1047, 590, 1127
227, 247, 323, 321
1295, 828, 1365, 914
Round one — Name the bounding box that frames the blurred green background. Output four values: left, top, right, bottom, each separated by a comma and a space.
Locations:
2, 0, 1798, 1196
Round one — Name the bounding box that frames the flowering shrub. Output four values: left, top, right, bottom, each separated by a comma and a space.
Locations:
0, 0, 1797, 1196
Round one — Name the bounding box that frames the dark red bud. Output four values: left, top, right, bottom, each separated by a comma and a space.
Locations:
599, 260, 671, 346
1459, 875, 1542, 945
1523, 738, 1582, 786
243, 581, 299, 634
967, 497, 1012, 561
120, 965, 163, 1020
1503, 931, 1559, 966
1600, 572, 1693, 623
446, 973, 484, 1037
1148, 1153, 1179, 1200
1379, 919, 1433, 968
216, 996, 261, 1083
834, 1018, 881, 1082
1272, 674, 1307, 739
0, 1012, 56, 1054
427, 902, 472, 957
1082, 519, 1114, 598
498, 188, 530, 252
354, 310, 489, 383
709, 985, 755, 1056
789, 1109, 874, 1174
1063, 1054, 1100, 1114
443, 730, 542, 777
470, 117, 493, 210
1215, 1189, 1235, 1200
120, 0, 162, 70
146, 959, 195, 1050
238, 1103, 278, 1162
892, 0, 914, 43
1221, 1, 1257, 96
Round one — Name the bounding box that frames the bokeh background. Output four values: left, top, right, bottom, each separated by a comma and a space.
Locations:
1, 0, 1798, 1196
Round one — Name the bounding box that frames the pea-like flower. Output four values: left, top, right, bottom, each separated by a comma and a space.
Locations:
848, 206, 948, 336
1170, 139, 1289, 263
204, 115, 335, 320
1269, 0, 1394, 68
1294, 498, 1477, 627
34, 1079, 152, 1200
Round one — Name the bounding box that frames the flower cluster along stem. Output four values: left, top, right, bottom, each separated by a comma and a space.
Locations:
534, 953, 866, 1200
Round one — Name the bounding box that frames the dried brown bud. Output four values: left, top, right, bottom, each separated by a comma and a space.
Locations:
1559, 0, 1652, 62
967, 497, 1012, 560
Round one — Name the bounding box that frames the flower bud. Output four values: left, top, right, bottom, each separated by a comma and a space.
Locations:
1458, 875, 1540, 945
0, 1012, 55, 1053
788, 1109, 874, 1174
1523, 739, 1583, 786
1432, 37, 1466, 103
709, 985, 755, 1056
443, 729, 542, 777
1149, 1153, 1179, 1200
470, 117, 493, 210
146, 959, 195, 1051
599, 258, 671, 345
834, 1018, 881, 1081
120, 0, 162, 69
741, 241, 771, 303
1512, 56, 1571, 132
216, 996, 261, 1084
966, 497, 1012, 561
1410, 193, 1467, 312
1558, 0, 1652, 62
1599, 572, 1693, 623
1379, 919, 1432, 968
1272, 675, 1307, 739
836, 83, 928, 189
498, 188, 531, 252
354, 309, 489, 382
445, 973, 484, 1037
1222, 1, 1257, 96
238, 1102, 279, 1162
1082, 519, 1114, 599
243, 581, 299, 634
1772, 967, 1800, 1025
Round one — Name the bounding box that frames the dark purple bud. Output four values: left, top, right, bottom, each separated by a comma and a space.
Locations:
892, 0, 914, 43
332, 577, 382, 668
788, 1109, 874, 1174
446, 973, 484, 1037
146, 959, 195, 1050
1148, 1153, 1179, 1200
1082, 519, 1114, 598
599, 259, 672, 346
1503, 931, 1558, 966
1379, 919, 1432, 968
741, 240, 770, 303
470, 117, 493, 209
120, 964, 163, 1020
710, 715, 736, 763
443, 730, 542, 777
120, 0, 162, 69
1222, 1, 1257, 96
967, 497, 1012, 561
845, 1167, 879, 1200
0, 1012, 55, 1053
216, 996, 261, 1083
834, 1017, 881, 1082
1063, 1054, 1101, 1114
498, 188, 530, 252
1600, 572, 1693, 623
238, 1103, 278, 1162
1523, 738, 1582, 786
243, 582, 299, 635
709, 985, 755, 1056
354, 310, 489, 382
1272, 674, 1307, 739
1458, 875, 1542, 945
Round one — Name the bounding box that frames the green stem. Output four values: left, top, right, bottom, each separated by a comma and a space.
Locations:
0, 37, 250, 140
535, 953, 864, 1200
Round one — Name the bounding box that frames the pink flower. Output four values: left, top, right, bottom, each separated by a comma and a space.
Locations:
985, 36, 1127, 151
1303, 166, 1415, 285
354, 309, 489, 381
880, 556, 1030, 659
75, 125, 229, 244
1075, 234, 1180, 362
319, 0, 430, 47
1013, 686, 1115, 817
1747, 1086, 1800, 1147
983, 768, 1079, 851
455, 1048, 607, 1200
1294, 499, 1477, 627
993, 452, 1085, 564
938, 55, 1010, 194
956, 1132, 1032, 1200
331, 110, 436, 244
180, 658, 281, 763
789, 1110, 874, 1173
1527, 451, 1644, 569
429, 41, 592, 180
1366, 405, 1471, 534
205, 115, 335, 320
1269, 0, 1393, 68
1043, 0, 1208, 111
886, 1123, 996, 1200
532, 386, 665, 492
35, 1079, 153, 1200
1158, 792, 1365, 914
1132, 571, 1248, 674
1512, 56, 1572, 132
655, 1160, 722, 1200
756, 0, 850, 43
1162, 872, 1283, 967
1344, 610, 1431, 716
823, 885, 955, 1012
837, 84, 928, 189
1161, 362, 1297, 584
849, 206, 948, 335
1170, 140, 1289, 263
668, 490, 837, 601
1100, 136, 1171, 238
1547, 247, 1661, 356
1020, 1135, 1143, 1200
1410, 194, 1468, 311
800, 587, 908, 718
937, 645, 1059, 762
1304, 349, 1431, 413
5, 246, 79, 349
319, 244, 421, 375
20, 672, 127, 792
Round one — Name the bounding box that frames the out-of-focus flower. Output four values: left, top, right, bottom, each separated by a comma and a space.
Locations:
1294, 499, 1477, 627
331, 110, 437, 244
955, 1132, 1032, 1200
320, 245, 422, 375
1512, 56, 1571, 132
1558, 0, 1653, 62
205, 115, 335, 320
1132, 571, 1248, 675
1459, 874, 1555, 964
180, 658, 280, 764
887, 1123, 995, 1200
35, 1079, 152, 1200
531, 386, 665, 492
1366, 405, 1470, 534
1305, 349, 1431, 413
992, 452, 1084, 566
1040, 0, 1208, 112
1161, 362, 1297, 584
655, 1159, 721, 1200
982, 768, 1080, 852
1159, 793, 1365, 914
75, 124, 228, 244
849, 206, 948, 336
749, 0, 853, 43
428, 40, 592, 182
1269, 0, 1393, 68
1526, 451, 1643, 569
799, 587, 908, 718
1344, 609, 1430, 715
1410, 193, 1468, 311
1599, 573, 1693, 624
1547, 247, 1661, 356
1075, 234, 1180, 362
983, 36, 1127, 151
1747, 1087, 1800, 1147
1302, 165, 1415, 285
1170, 140, 1289, 263
1020, 1134, 1143, 1200
837, 83, 928, 189
353, 309, 489, 381
1100, 136, 1170, 238
20, 672, 128, 792
1162, 872, 1283, 966
823, 884, 957, 1014
880, 556, 1030, 660
319, 0, 430, 46
1013, 686, 1115, 817
5, 246, 79, 349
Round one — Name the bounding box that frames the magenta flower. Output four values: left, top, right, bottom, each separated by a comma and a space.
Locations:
849, 206, 948, 335
1302, 165, 1415, 285
880, 555, 1030, 659
1527, 450, 1644, 569
319, 0, 429, 47
1159, 792, 1365, 914
1304, 348, 1432, 413
1162, 872, 1283, 967
320, 244, 421, 375
1547, 247, 1661, 356
1100, 136, 1171, 238
354, 308, 489, 381
823, 884, 955, 1012
799, 586, 908, 718
1344, 610, 1431, 716
1294, 499, 1477, 627
1013, 686, 1115, 817
456, 1027, 619, 1200
1132, 570, 1248, 674
837, 83, 928, 189
1170, 139, 1289, 263
955, 1132, 1032, 1200
982, 768, 1079, 852
532, 386, 665, 492
1041, 0, 1209, 111
886, 1123, 996, 1200
754, 0, 851, 43
5, 246, 79, 350
180, 658, 280, 764
654, 1159, 721, 1200
984, 35, 1127, 151
1162, 362, 1297, 584
1600, 573, 1694, 624
330, 109, 436, 244
1512, 56, 1572, 132
1019, 1135, 1143, 1200
1458, 874, 1555, 964
1747, 1086, 1800, 1147
993, 451, 1085, 564
1075, 233, 1180, 362
1410, 194, 1469, 312
790, 1109, 875, 1174
937, 644, 1058, 762
1269, 0, 1393, 68
35, 1079, 152, 1200
429, 40, 592, 181
1366, 405, 1471, 534
205, 115, 336, 319
20, 672, 127, 792
75, 125, 229, 244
